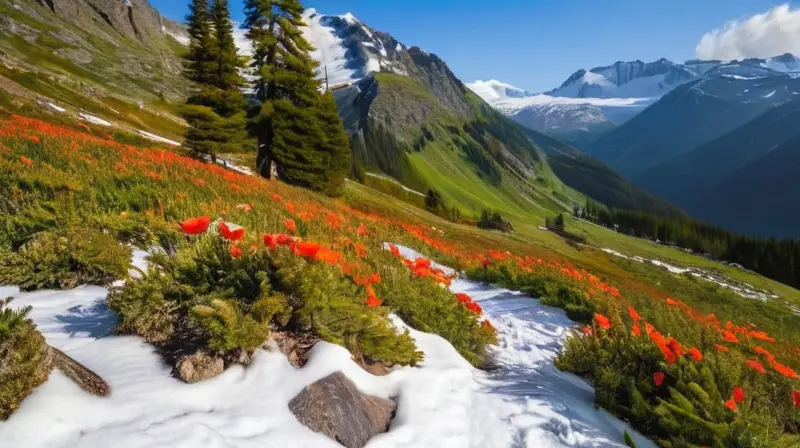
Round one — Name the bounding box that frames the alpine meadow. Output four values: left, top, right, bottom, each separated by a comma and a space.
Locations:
1, 1, 799, 447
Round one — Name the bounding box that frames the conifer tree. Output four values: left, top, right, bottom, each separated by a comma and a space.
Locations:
316, 90, 350, 196
244, 0, 351, 195
182, 0, 247, 160
184, 0, 216, 86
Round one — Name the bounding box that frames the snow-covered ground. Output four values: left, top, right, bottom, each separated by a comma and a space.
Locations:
78, 113, 113, 127
601, 247, 779, 302
0, 246, 653, 447
137, 130, 180, 147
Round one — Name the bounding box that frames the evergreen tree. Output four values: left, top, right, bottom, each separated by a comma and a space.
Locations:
182, 0, 247, 160
184, 0, 216, 86
316, 90, 350, 196
244, 0, 351, 193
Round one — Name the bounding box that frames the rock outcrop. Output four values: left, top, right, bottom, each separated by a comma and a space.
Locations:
176, 351, 224, 384
289, 372, 395, 448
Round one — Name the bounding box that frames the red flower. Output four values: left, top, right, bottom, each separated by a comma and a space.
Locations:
455, 293, 472, 304
481, 258, 490, 267
581, 327, 593, 336
688, 347, 703, 362
284, 201, 296, 214
631, 322, 641, 337
714, 344, 729, 352
19, 156, 33, 167
482, 320, 496, 333
793, 390, 800, 407
315, 248, 342, 265
653, 372, 665, 386
276, 234, 295, 246
295, 242, 321, 259
389, 244, 401, 257
230, 244, 243, 259
725, 399, 737, 412
594, 313, 611, 330
772, 361, 798, 379
466, 301, 483, 314
236, 203, 253, 213
284, 218, 297, 233
28, 135, 41, 144
180, 216, 211, 235
272, 194, 281, 203
263, 234, 277, 249
325, 212, 342, 229
667, 338, 684, 358
723, 331, 739, 343
355, 222, 368, 236
746, 359, 766, 374
627, 306, 641, 321
219, 222, 245, 241
733, 386, 744, 404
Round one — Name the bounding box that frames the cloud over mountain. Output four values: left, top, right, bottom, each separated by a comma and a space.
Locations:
696, 4, 800, 60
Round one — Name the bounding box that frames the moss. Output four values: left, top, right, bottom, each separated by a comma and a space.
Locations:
0, 298, 53, 421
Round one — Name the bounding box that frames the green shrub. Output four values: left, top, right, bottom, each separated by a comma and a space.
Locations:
0, 298, 53, 421
191, 299, 270, 352
0, 227, 132, 291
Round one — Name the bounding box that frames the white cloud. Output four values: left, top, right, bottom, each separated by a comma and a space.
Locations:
695, 4, 800, 61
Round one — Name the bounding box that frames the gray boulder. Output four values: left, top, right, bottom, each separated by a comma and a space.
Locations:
289, 372, 396, 448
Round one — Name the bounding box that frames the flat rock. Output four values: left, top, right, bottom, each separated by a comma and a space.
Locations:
289, 372, 396, 448
176, 352, 223, 384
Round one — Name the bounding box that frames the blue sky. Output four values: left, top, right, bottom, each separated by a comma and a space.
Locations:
152, 0, 796, 92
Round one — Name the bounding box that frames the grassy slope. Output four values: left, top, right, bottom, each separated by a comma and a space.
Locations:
0, 1, 187, 141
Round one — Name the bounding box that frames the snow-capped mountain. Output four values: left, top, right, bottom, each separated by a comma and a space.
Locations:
547, 59, 697, 99
466, 80, 535, 102
301, 9, 412, 87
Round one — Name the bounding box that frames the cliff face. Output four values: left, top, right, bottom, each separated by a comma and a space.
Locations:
35, 0, 178, 45
0, 0, 188, 101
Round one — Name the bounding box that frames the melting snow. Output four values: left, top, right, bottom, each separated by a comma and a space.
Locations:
0, 245, 654, 447
137, 130, 180, 147
47, 102, 66, 113
602, 248, 778, 302
78, 113, 112, 127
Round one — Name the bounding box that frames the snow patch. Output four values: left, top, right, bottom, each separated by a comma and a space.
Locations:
366, 173, 426, 197
302, 10, 361, 86
137, 130, 180, 147
78, 113, 112, 127
47, 102, 66, 113
162, 26, 190, 46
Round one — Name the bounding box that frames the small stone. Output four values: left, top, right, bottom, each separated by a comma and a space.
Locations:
289, 372, 396, 448
176, 352, 224, 383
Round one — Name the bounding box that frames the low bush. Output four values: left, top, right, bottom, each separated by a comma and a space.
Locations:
0, 227, 131, 291
0, 298, 53, 421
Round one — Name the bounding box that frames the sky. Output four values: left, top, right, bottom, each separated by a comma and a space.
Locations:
152, 0, 800, 92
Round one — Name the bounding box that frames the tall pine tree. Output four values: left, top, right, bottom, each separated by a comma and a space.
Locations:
317, 90, 350, 196
244, 0, 350, 195
182, 0, 247, 160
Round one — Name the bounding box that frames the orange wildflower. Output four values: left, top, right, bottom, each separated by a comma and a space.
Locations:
193, 178, 205, 187
236, 203, 253, 213
688, 347, 703, 362
667, 338, 684, 358
219, 222, 245, 241
19, 156, 33, 167
746, 359, 766, 374
230, 245, 244, 259
355, 222, 368, 236
389, 244, 401, 257
723, 331, 739, 343
315, 248, 342, 265
365, 285, 382, 308
325, 212, 342, 230
276, 234, 295, 246
284, 218, 297, 233
271, 194, 281, 203
715, 344, 730, 352
294, 242, 322, 259
771, 361, 798, 379
180, 216, 211, 235
482, 320, 496, 333
594, 313, 611, 330
353, 242, 367, 258
263, 234, 277, 249
284, 201, 296, 214
753, 346, 775, 362
653, 372, 665, 386
28, 135, 40, 144
748, 330, 775, 343
632, 322, 641, 337
627, 306, 640, 321
725, 399, 737, 412
581, 327, 593, 336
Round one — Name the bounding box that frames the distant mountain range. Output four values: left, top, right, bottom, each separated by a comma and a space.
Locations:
469, 54, 800, 148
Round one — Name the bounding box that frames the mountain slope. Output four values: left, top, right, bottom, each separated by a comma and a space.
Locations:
638, 97, 800, 209
586, 64, 800, 178
691, 133, 800, 238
